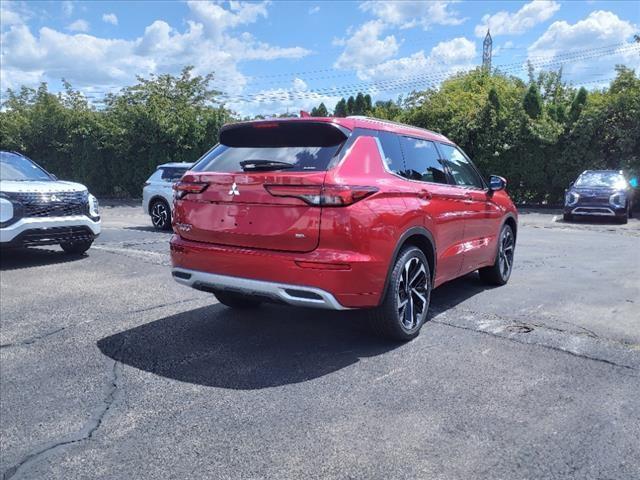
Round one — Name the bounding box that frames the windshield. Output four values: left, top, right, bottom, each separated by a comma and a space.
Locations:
0, 152, 53, 181
575, 171, 627, 189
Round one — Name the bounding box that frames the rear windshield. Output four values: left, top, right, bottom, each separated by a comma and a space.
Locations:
192, 122, 348, 173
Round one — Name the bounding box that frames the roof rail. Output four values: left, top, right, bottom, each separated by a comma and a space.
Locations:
345, 115, 444, 137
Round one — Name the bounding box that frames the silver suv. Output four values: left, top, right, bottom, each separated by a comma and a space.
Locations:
142, 162, 192, 230
0, 151, 100, 254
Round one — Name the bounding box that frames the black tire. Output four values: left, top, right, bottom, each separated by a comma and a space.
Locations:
367, 246, 431, 342
150, 199, 171, 230
616, 213, 628, 224
60, 240, 93, 255
563, 213, 573, 222
479, 224, 515, 286
214, 291, 261, 309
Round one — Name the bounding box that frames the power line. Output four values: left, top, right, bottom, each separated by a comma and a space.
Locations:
217, 44, 639, 103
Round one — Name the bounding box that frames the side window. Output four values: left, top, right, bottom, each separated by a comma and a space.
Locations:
161, 168, 186, 182
338, 128, 405, 175
147, 170, 163, 182
376, 131, 404, 176
438, 144, 485, 189
399, 136, 448, 184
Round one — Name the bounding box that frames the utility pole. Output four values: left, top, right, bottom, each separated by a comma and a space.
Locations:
483, 29, 492, 72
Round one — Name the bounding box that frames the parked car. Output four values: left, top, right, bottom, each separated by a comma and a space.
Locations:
142, 162, 193, 230
169, 117, 518, 341
0, 151, 100, 253
564, 170, 634, 224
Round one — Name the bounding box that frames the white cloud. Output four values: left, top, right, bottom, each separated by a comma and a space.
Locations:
356, 37, 477, 82
187, 0, 269, 42
66, 19, 89, 33
360, 1, 466, 30
102, 13, 118, 26
230, 77, 340, 118
527, 11, 640, 80
334, 20, 399, 70
309, 6, 320, 15
0, 0, 311, 115
0, 7, 23, 27
475, 0, 560, 37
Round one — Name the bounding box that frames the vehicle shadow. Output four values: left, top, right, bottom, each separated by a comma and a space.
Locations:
431, 272, 498, 312
0, 247, 87, 271
561, 216, 628, 226
97, 304, 400, 390
122, 226, 172, 234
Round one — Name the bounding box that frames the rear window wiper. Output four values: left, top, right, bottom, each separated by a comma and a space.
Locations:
239, 160, 295, 171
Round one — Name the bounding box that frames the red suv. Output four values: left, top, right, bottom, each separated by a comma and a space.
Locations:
170, 117, 517, 340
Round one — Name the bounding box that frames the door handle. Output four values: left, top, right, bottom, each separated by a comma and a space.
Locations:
417, 189, 431, 200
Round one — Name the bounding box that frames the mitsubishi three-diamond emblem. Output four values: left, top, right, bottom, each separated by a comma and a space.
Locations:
228, 182, 240, 196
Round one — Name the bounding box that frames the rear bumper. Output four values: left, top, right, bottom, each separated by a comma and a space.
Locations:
0, 216, 101, 246
172, 267, 349, 310
170, 235, 386, 309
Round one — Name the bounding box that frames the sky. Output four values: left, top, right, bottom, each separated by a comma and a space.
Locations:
1, 0, 639, 116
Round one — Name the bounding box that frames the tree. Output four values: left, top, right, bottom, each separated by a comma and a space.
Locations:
364, 94, 373, 112
333, 98, 348, 117
316, 102, 328, 117
523, 84, 543, 119
569, 87, 588, 122
0, 67, 232, 196
354, 93, 366, 115
346, 96, 355, 116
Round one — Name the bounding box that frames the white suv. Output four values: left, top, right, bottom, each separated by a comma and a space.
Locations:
0, 151, 100, 254
142, 162, 192, 230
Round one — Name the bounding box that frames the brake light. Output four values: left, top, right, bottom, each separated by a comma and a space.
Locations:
264, 185, 378, 206
173, 181, 208, 199
253, 122, 279, 129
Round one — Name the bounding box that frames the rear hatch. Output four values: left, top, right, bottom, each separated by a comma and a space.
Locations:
174, 121, 349, 252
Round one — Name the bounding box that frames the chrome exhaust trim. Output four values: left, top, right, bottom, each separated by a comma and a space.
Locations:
172, 267, 350, 310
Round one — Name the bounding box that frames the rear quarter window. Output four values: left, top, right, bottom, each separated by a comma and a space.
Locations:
160, 168, 188, 182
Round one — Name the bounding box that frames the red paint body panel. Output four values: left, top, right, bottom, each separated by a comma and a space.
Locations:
170, 117, 518, 308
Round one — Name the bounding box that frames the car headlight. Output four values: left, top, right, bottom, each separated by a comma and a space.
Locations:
0, 196, 14, 224
609, 192, 626, 208
565, 191, 579, 207
88, 194, 100, 218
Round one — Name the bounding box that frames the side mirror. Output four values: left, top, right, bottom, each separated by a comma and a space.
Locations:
568, 181, 574, 187
489, 175, 506, 192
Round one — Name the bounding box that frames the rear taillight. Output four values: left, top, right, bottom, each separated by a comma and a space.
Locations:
264, 185, 378, 206
173, 181, 208, 199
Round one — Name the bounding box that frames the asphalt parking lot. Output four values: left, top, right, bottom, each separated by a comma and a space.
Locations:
1, 203, 639, 480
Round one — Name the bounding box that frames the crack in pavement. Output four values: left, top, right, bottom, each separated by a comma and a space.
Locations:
91, 245, 170, 266
127, 296, 205, 313
430, 308, 638, 374
1, 343, 125, 480
0, 327, 66, 349
0, 297, 208, 350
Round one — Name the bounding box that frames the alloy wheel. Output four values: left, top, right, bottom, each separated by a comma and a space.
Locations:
151, 202, 169, 228
498, 227, 515, 280
397, 256, 429, 330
